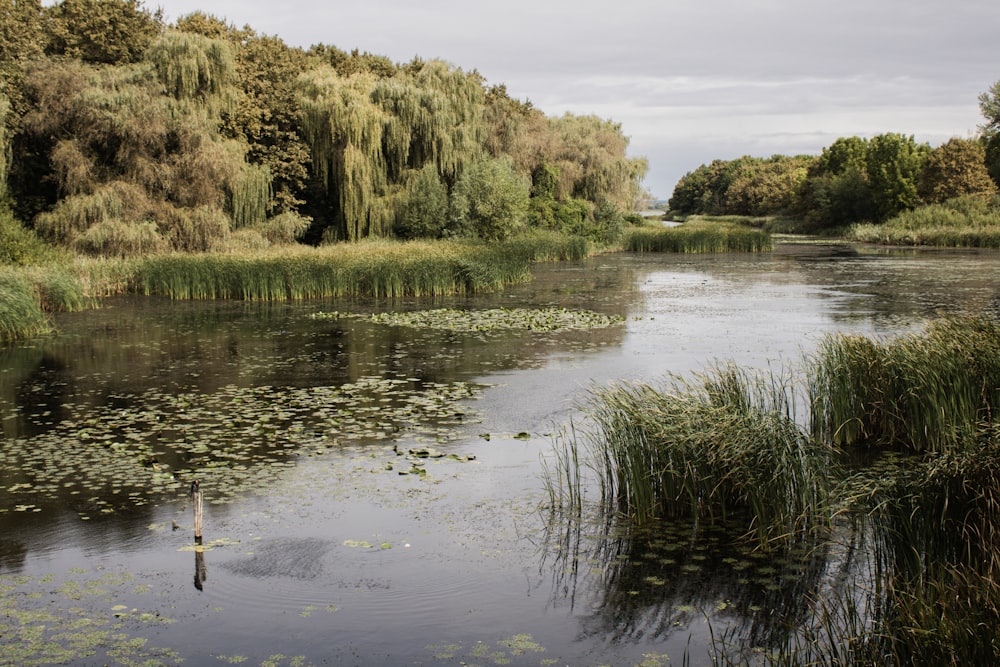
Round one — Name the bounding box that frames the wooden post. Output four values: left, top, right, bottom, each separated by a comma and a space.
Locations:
191, 480, 203, 545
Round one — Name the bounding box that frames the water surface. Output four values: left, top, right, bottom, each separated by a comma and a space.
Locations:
2, 244, 999, 666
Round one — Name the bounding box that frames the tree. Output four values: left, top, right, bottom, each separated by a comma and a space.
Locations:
0, 0, 45, 122
918, 138, 997, 204
43, 0, 162, 64
395, 164, 448, 239
978, 81, 1000, 186
865, 133, 929, 222
226, 33, 312, 215
449, 156, 529, 241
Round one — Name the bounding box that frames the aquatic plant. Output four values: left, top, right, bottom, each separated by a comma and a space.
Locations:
625, 221, 772, 253
583, 364, 833, 548
0, 269, 50, 342
809, 315, 1000, 452
850, 194, 1000, 248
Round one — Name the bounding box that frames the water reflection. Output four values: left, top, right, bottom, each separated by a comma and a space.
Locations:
541, 510, 842, 653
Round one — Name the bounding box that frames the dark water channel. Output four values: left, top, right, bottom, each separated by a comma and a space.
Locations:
2, 243, 1000, 666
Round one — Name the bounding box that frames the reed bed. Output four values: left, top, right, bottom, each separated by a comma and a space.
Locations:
126, 236, 585, 300
0, 265, 92, 342
560, 315, 1000, 664
809, 316, 1000, 453
625, 221, 772, 253
584, 364, 833, 548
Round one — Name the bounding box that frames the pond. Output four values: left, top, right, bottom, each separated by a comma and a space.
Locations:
2, 243, 999, 666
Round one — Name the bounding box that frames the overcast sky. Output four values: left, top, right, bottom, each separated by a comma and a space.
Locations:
152, 0, 999, 199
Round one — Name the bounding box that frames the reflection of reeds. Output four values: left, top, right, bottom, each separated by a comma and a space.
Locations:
625, 221, 772, 253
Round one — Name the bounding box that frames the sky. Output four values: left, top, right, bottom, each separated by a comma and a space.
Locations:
151, 0, 999, 199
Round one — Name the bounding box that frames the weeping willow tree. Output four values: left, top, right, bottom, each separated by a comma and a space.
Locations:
298, 59, 486, 241
146, 30, 236, 102
21, 31, 275, 255
0, 92, 9, 199
546, 114, 648, 212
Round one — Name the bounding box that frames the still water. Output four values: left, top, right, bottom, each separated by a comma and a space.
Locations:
2, 243, 999, 666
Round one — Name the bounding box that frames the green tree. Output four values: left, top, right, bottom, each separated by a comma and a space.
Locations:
918, 137, 997, 204
796, 137, 874, 227
396, 164, 448, 239
0, 0, 44, 123
865, 133, 929, 221
978, 80, 1000, 186
43, 0, 162, 64
226, 33, 312, 215
449, 156, 529, 241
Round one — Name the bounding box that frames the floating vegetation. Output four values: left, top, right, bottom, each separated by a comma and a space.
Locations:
312, 306, 624, 334
0, 569, 182, 666
426, 633, 546, 665
0, 375, 484, 516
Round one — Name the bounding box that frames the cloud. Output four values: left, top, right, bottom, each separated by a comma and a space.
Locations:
156, 0, 998, 197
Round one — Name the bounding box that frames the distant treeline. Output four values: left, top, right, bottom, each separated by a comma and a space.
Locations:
0, 0, 648, 259
669, 84, 1000, 230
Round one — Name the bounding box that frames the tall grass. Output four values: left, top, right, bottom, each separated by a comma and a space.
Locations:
850, 194, 1000, 248
129, 240, 532, 300
584, 364, 833, 548
625, 220, 772, 253
0, 266, 92, 343
809, 316, 1000, 453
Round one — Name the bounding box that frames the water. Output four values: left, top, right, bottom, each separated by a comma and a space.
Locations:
2, 244, 999, 666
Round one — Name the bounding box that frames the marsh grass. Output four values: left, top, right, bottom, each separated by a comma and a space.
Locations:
128, 235, 587, 300
0, 266, 92, 343
809, 316, 1000, 453
850, 195, 1000, 248
584, 364, 833, 548
560, 315, 1000, 664
625, 220, 772, 253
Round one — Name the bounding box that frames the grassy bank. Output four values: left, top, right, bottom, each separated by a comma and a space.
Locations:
0, 266, 92, 343
850, 195, 1000, 247
625, 220, 772, 253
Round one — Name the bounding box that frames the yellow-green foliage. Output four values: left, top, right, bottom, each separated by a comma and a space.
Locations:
0, 92, 9, 198
625, 220, 772, 253
130, 240, 520, 300
0, 264, 91, 342
0, 268, 49, 342
850, 195, 1000, 247
146, 30, 236, 101
298, 60, 486, 241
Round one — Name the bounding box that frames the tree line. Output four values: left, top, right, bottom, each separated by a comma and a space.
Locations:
668, 85, 1000, 229
0, 0, 648, 257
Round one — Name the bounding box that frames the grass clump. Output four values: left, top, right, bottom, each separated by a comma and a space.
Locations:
625, 220, 772, 253
0, 265, 92, 343
809, 315, 1000, 453
0, 269, 51, 342
128, 237, 567, 301
584, 364, 833, 548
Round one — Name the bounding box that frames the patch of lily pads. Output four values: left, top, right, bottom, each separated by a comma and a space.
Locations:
0, 374, 485, 517
0, 568, 181, 666
311, 307, 625, 334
